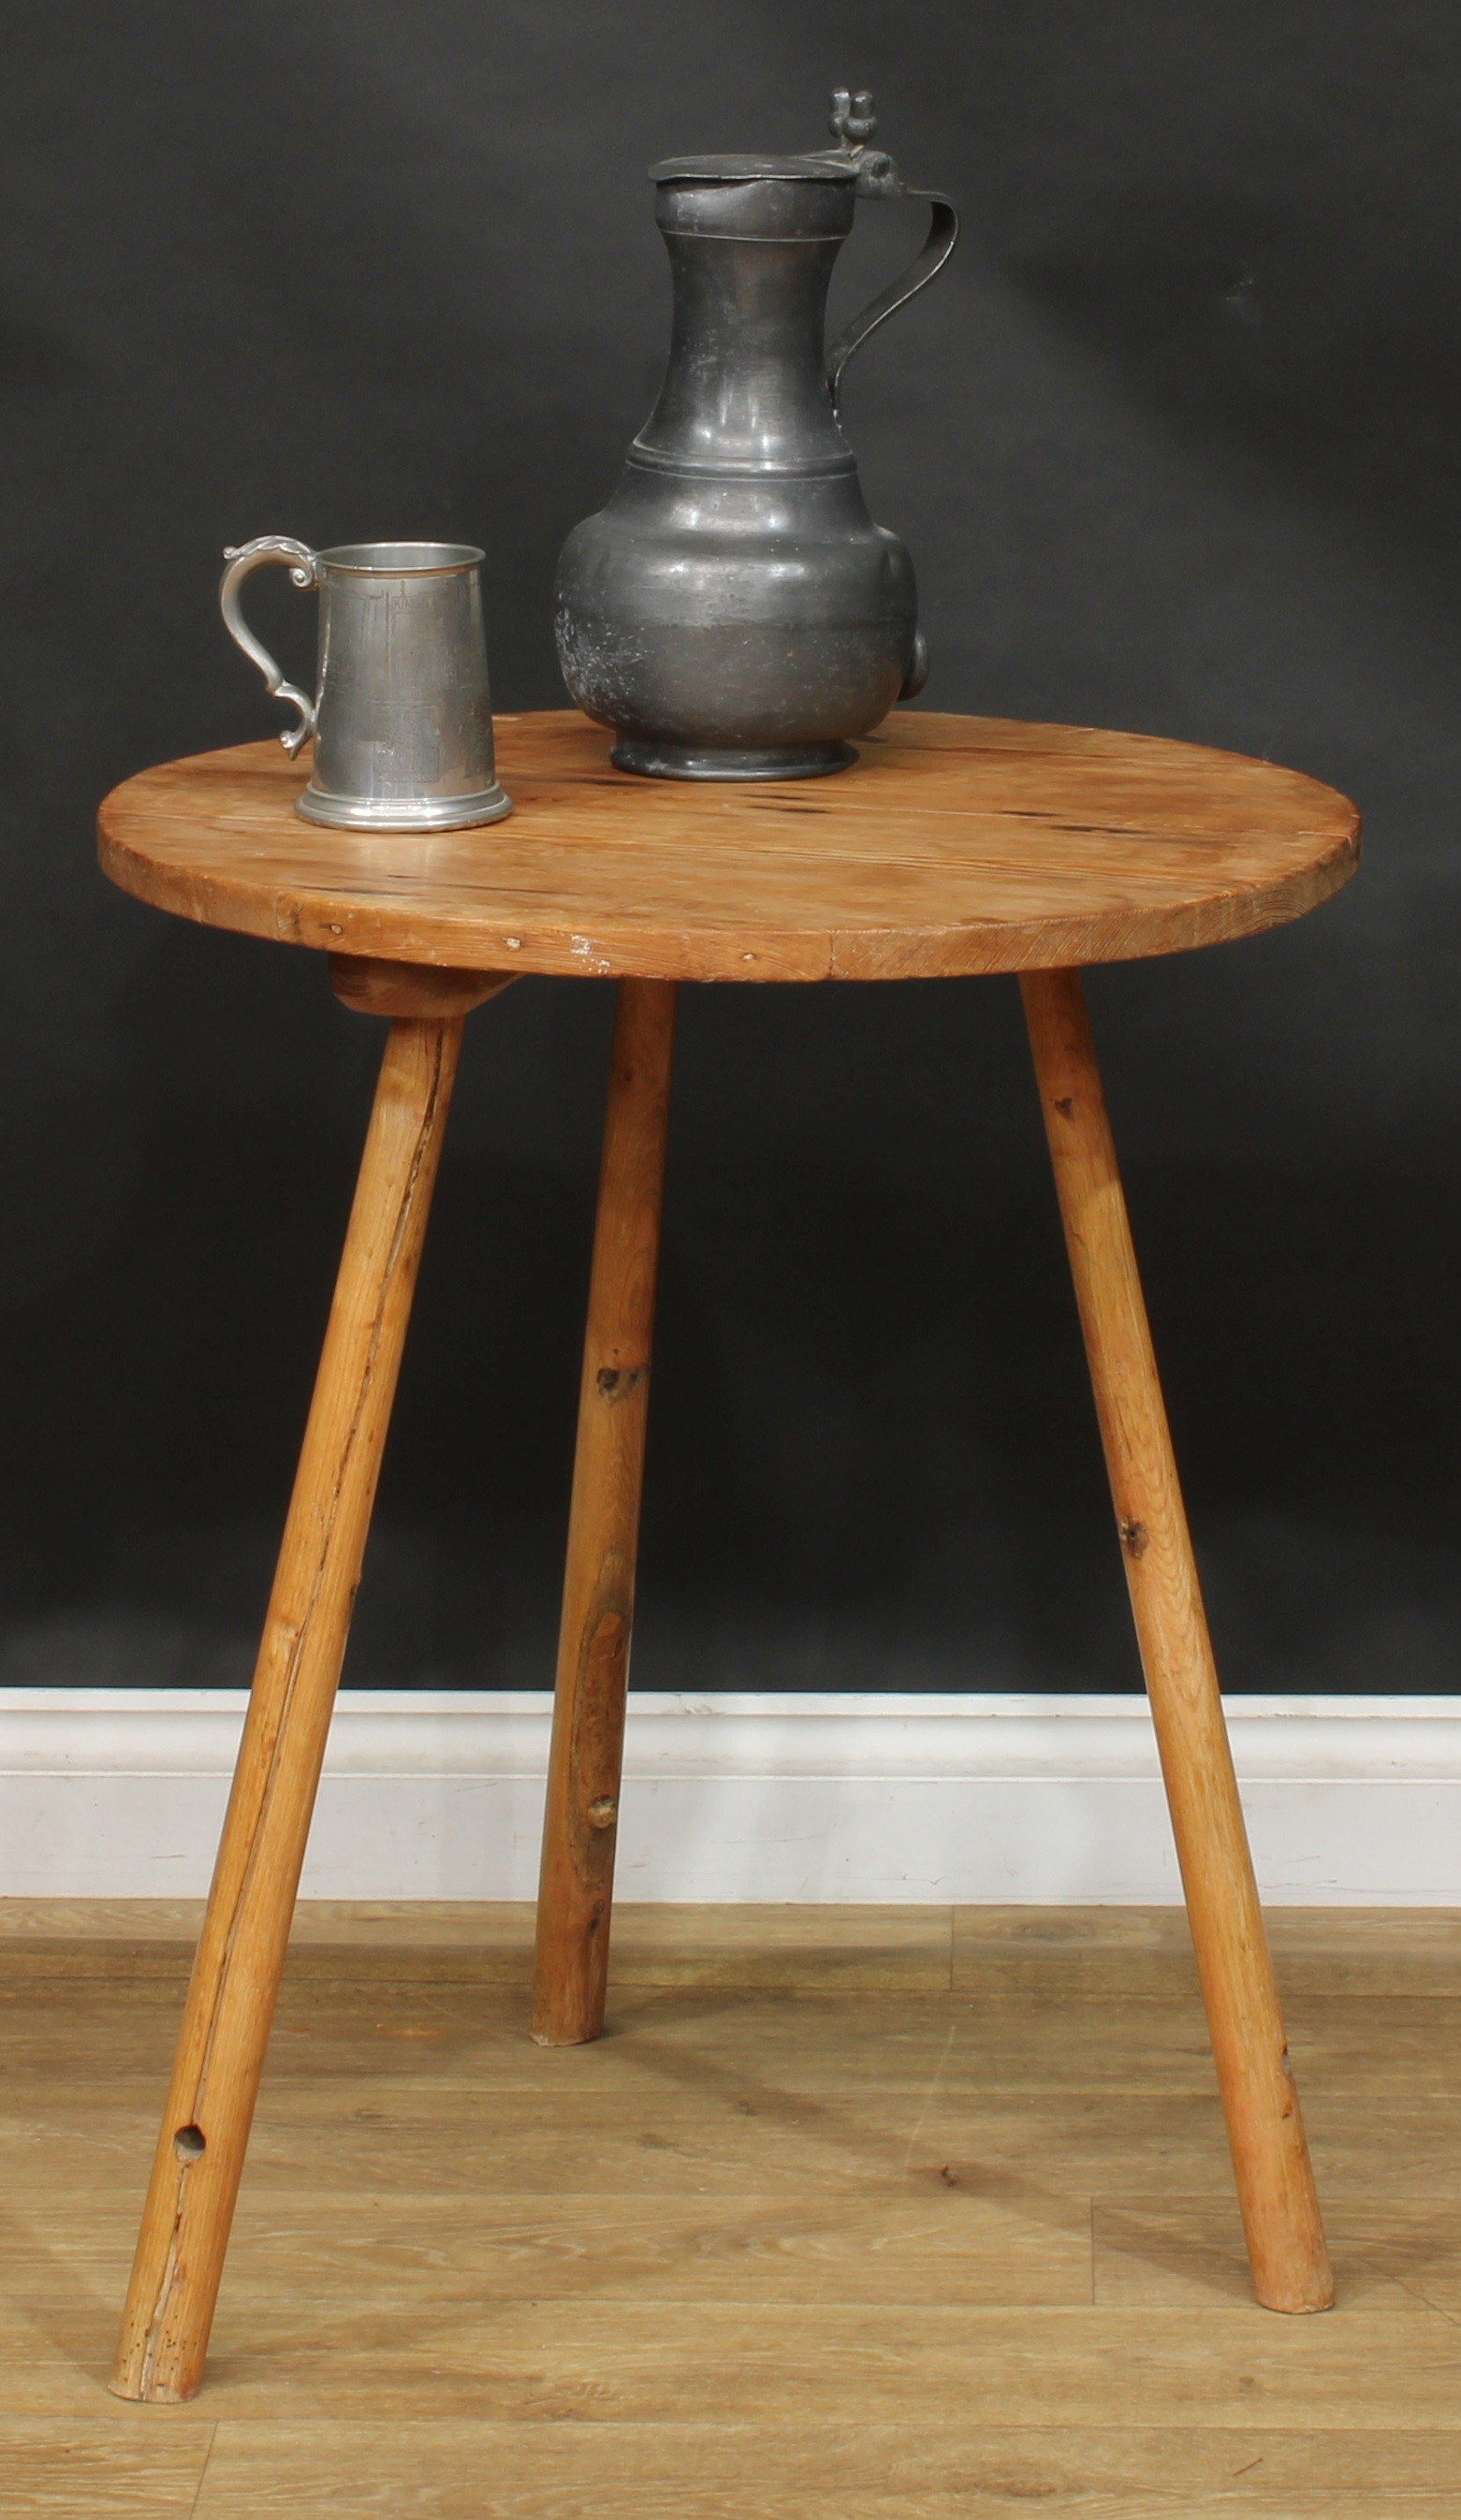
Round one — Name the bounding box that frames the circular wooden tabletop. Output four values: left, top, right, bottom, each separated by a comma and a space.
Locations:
98, 709, 1358, 983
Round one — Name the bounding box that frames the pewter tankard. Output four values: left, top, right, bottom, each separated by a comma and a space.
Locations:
220, 537, 511, 829
554, 88, 958, 780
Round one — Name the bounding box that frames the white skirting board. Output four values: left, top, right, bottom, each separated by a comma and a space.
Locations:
2, 1689, 1460, 1903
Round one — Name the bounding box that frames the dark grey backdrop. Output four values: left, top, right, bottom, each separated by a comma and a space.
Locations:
3, 2, 1457, 1696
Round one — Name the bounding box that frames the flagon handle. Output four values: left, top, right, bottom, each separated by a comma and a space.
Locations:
819, 91, 959, 417
825, 190, 959, 417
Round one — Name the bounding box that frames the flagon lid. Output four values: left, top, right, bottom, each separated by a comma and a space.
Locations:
650, 88, 886, 188
650, 91, 896, 237
649, 151, 858, 185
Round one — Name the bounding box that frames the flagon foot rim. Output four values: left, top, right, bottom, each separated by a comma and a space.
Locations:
610, 738, 857, 781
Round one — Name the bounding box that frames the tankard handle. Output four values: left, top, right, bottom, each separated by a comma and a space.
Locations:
825, 191, 960, 418
219, 536, 320, 757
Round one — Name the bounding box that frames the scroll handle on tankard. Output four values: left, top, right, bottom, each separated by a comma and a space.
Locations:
822, 89, 960, 417
219, 536, 320, 756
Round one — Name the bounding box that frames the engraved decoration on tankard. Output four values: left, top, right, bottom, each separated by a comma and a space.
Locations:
219, 536, 512, 830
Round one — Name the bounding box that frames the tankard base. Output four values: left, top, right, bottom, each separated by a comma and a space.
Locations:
610, 737, 856, 782
295, 780, 513, 832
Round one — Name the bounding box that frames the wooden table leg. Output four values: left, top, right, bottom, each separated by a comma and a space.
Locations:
1020, 967, 1334, 2315
110, 1009, 464, 2401
533, 979, 677, 2046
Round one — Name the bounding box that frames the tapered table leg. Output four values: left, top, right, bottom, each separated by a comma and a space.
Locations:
1020, 967, 1333, 2315
111, 1012, 463, 2401
533, 979, 677, 2046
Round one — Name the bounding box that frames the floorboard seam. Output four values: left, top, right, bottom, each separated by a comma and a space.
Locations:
184, 2417, 219, 2518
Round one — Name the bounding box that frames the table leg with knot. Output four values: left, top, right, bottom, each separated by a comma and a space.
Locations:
1022, 966, 1334, 2316
111, 972, 484, 2402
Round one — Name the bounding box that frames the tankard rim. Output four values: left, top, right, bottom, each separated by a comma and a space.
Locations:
315, 540, 485, 575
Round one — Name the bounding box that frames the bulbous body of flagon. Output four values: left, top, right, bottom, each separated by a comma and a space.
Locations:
554, 91, 958, 780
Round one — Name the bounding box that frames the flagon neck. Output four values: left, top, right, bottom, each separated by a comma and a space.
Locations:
633, 229, 852, 478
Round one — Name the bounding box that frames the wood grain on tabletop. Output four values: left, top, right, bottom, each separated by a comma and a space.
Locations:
2, 1905, 1458, 2514
96, 709, 1359, 982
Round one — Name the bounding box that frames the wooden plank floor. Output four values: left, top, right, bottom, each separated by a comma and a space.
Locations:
2, 1901, 1460, 2515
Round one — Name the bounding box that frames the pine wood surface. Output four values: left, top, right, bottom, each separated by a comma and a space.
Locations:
111, 1017, 462, 2405
96, 710, 1359, 983
3, 1905, 1458, 2514
533, 980, 676, 2046
1021, 973, 1329, 2313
